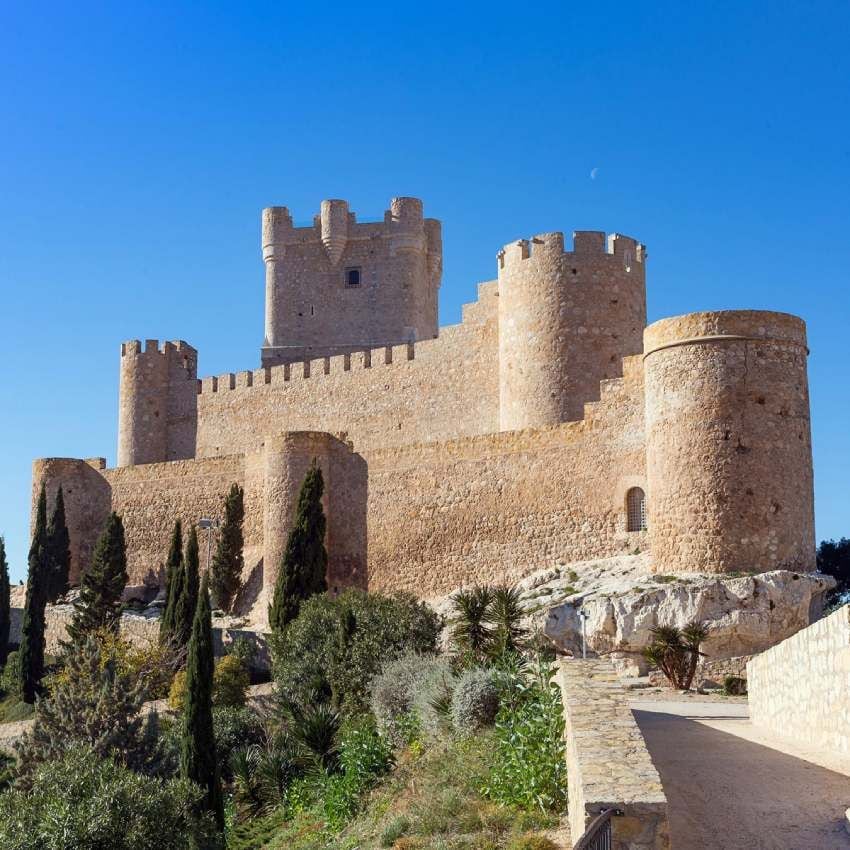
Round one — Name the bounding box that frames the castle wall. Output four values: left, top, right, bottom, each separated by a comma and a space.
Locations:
498, 231, 646, 430
196, 282, 500, 457
644, 311, 815, 575
261, 197, 441, 367
363, 355, 647, 597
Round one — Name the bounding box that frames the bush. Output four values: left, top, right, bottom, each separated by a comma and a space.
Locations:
0, 651, 20, 695
214, 654, 250, 707
451, 668, 499, 734
0, 745, 216, 849
722, 675, 747, 696
213, 706, 265, 777
169, 655, 250, 711
370, 652, 452, 747
272, 590, 441, 715
484, 660, 567, 812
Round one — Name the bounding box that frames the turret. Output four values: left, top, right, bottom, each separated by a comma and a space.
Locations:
644, 310, 815, 574
260, 197, 441, 367
497, 230, 647, 431
117, 339, 198, 467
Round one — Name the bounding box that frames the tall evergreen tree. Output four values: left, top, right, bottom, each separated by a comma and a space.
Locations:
0, 537, 10, 667
66, 513, 128, 645
46, 486, 71, 603
159, 520, 183, 644
210, 484, 244, 613
180, 573, 224, 834
173, 526, 200, 647
19, 485, 49, 703
269, 462, 328, 631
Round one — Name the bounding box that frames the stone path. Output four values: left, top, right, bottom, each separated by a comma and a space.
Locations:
632, 699, 850, 850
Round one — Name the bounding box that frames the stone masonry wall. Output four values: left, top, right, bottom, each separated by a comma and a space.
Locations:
748, 604, 850, 756
558, 659, 670, 849
363, 355, 647, 597
196, 281, 499, 457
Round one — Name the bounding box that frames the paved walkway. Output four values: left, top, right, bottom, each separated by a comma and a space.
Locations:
632, 700, 850, 850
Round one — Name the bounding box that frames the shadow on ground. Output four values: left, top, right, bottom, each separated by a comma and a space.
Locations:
634, 710, 850, 850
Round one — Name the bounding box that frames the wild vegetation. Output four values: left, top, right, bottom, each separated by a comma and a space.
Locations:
0, 473, 569, 849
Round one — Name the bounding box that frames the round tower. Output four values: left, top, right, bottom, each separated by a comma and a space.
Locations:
644, 310, 814, 575
498, 230, 646, 431
117, 339, 198, 467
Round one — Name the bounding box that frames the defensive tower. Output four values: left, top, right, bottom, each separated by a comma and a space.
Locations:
497, 230, 647, 430
644, 310, 815, 574
261, 197, 442, 367
117, 339, 198, 467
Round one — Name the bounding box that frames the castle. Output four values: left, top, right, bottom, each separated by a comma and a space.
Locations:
31, 197, 816, 619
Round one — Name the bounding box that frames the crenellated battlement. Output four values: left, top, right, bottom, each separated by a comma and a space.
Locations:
120, 339, 197, 360
497, 230, 646, 271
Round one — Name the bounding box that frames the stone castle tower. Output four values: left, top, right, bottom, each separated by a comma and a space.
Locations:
33, 196, 816, 612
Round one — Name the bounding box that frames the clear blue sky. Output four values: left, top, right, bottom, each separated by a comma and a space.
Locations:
1, 2, 848, 583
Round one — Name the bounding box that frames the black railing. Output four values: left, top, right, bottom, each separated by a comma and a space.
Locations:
574, 808, 621, 850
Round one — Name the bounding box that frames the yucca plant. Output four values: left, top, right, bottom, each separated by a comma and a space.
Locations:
449, 585, 494, 664
286, 700, 341, 772
489, 585, 528, 657
643, 621, 709, 690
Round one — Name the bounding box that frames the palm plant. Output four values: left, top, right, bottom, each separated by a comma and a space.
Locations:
230, 734, 303, 820
449, 585, 494, 663
643, 621, 709, 690
285, 700, 341, 772
489, 585, 528, 657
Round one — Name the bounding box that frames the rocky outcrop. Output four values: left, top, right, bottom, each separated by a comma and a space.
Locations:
533, 556, 835, 675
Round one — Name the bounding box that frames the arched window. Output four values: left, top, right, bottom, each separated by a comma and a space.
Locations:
626, 487, 647, 532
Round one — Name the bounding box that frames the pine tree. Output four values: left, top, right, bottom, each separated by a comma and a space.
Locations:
45, 486, 71, 603
0, 537, 10, 667
180, 573, 224, 834
210, 484, 244, 613
159, 520, 183, 644
19, 485, 49, 703
269, 461, 328, 631
174, 526, 200, 648
66, 513, 128, 645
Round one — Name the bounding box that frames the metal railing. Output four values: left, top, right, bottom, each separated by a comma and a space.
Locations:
574, 808, 620, 850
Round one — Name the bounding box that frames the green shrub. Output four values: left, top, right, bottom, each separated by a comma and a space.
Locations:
722, 675, 747, 696
370, 652, 452, 746
484, 661, 567, 812
213, 654, 250, 707
380, 814, 411, 846
506, 835, 560, 850
0, 651, 20, 695
0, 745, 216, 850
272, 589, 441, 714
213, 706, 264, 778
451, 668, 499, 734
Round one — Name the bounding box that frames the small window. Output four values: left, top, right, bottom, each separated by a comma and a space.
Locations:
345, 267, 361, 288
626, 487, 647, 532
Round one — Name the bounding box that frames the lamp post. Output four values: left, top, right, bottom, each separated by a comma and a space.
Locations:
579, 608, 589, 659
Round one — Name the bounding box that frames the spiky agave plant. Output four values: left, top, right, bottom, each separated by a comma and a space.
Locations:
449, 585, 494, 664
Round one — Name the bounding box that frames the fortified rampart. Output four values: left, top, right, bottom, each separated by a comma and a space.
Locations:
30, 196, 817, 621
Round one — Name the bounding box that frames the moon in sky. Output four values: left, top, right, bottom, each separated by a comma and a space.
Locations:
590, 167, 599, 180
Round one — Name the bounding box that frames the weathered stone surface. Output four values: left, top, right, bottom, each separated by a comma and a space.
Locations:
537, 556, 834, 675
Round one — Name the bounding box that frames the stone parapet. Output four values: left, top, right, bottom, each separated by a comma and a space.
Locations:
558, 659, 670, 849
748, 603, 850, 756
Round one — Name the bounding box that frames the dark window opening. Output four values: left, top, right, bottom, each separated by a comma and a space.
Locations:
626, 487, 647, 532
345, 267, 361, 288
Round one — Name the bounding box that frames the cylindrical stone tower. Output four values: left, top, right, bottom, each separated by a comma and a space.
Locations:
498, 230, 646, 430
117, 339, 198, 467
262, 205, 294, 351
644, 310, 815, 575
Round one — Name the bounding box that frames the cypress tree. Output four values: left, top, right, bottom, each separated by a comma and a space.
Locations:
174, 526, 200, 647
46, 486, 71, 603
159, 520, 183, 644
66, 513, 128, 645
180, 573, 224, 834
269, 461, 328, 631
0, 537, 10, 667
19, 485, 49, 703
210, 484, 244, 613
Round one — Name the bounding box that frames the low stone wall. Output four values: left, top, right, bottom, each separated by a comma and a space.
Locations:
748, 603, 850, 756
558, 660, 670, 849
10, 605, 271, 671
